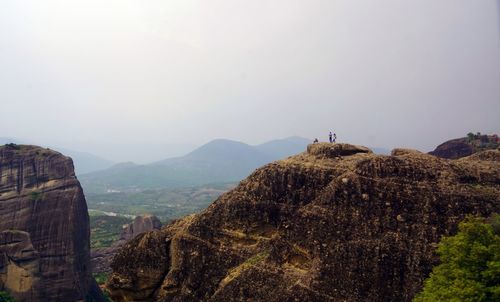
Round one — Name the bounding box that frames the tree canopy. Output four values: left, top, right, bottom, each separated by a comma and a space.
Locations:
414, 215, 500, 302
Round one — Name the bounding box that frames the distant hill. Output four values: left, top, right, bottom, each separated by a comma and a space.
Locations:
429, 133, 499, 159
79, 137, 311, 193
54, 148, 115, 175
255, 136, 311, 159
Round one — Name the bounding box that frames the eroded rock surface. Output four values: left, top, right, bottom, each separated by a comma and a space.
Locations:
107, 143, 500, 302
0, 144, 102, 301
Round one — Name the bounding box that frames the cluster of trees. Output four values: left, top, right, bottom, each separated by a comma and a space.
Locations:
414, 215, 499, 301
467, 132, 483, 140
4, 143, 20, 150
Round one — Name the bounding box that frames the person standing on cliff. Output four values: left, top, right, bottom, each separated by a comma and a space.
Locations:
329, 132, 333, 143
333, 133, 337, 143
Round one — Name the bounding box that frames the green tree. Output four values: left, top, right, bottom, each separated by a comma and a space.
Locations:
0, 291, 16, 302
414, 215, 500, 302
467, 132, 475, 142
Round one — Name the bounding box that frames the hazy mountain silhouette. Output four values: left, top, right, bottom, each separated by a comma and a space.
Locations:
79, 137, 311, 193
255, 136, 311, 159
55, 148, 115, 174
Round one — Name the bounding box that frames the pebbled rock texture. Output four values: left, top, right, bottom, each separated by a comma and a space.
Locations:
0, 144, 102, 302
106, 143, 500, 302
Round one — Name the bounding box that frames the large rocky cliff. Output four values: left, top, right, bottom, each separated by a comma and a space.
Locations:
0, 144, 102, 301
107, 143, 500, 302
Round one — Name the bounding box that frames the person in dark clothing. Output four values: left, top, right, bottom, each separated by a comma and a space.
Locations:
313, 138, 319, 143
329, 132, 333, 143
333, 133, 337, 143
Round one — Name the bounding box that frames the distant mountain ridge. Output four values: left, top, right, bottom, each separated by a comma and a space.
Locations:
79, 137, 311, 193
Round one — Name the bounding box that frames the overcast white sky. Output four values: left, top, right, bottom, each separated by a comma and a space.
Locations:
1, 0, 499, 162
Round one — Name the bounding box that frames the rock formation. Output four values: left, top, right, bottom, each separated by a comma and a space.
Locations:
106, 143, 500, 302
118, 214, 162, 243
429, 134, 499, 159
0, 144, 103, 301
91, 215, 162, 273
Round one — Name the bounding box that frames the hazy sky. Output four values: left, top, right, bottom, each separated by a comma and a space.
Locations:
1, 0, 499, 162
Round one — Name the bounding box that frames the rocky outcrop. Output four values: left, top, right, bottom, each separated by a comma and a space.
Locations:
0, 144, 102, 301
307, 143, 372, 157
91, 214, 162, 274
429, 134, 499, 159
118, 214, 162, 243
106, 143, 500, 302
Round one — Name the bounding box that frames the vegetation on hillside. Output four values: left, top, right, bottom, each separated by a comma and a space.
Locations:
87, 184, 233, 221
466, 132, 499, 150
90, 215, 131, 248
0, 291, 15, 302
93, 272, 109, 285
92, 273, 112, 302
88, 184, 233, 249
414, 215, 500, 302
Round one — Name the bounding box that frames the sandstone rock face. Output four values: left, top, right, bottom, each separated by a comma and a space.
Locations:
106, 143, 500, 302
91, 215, 162, 273
0, 144, 101, 301
0, 231, 42, 301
